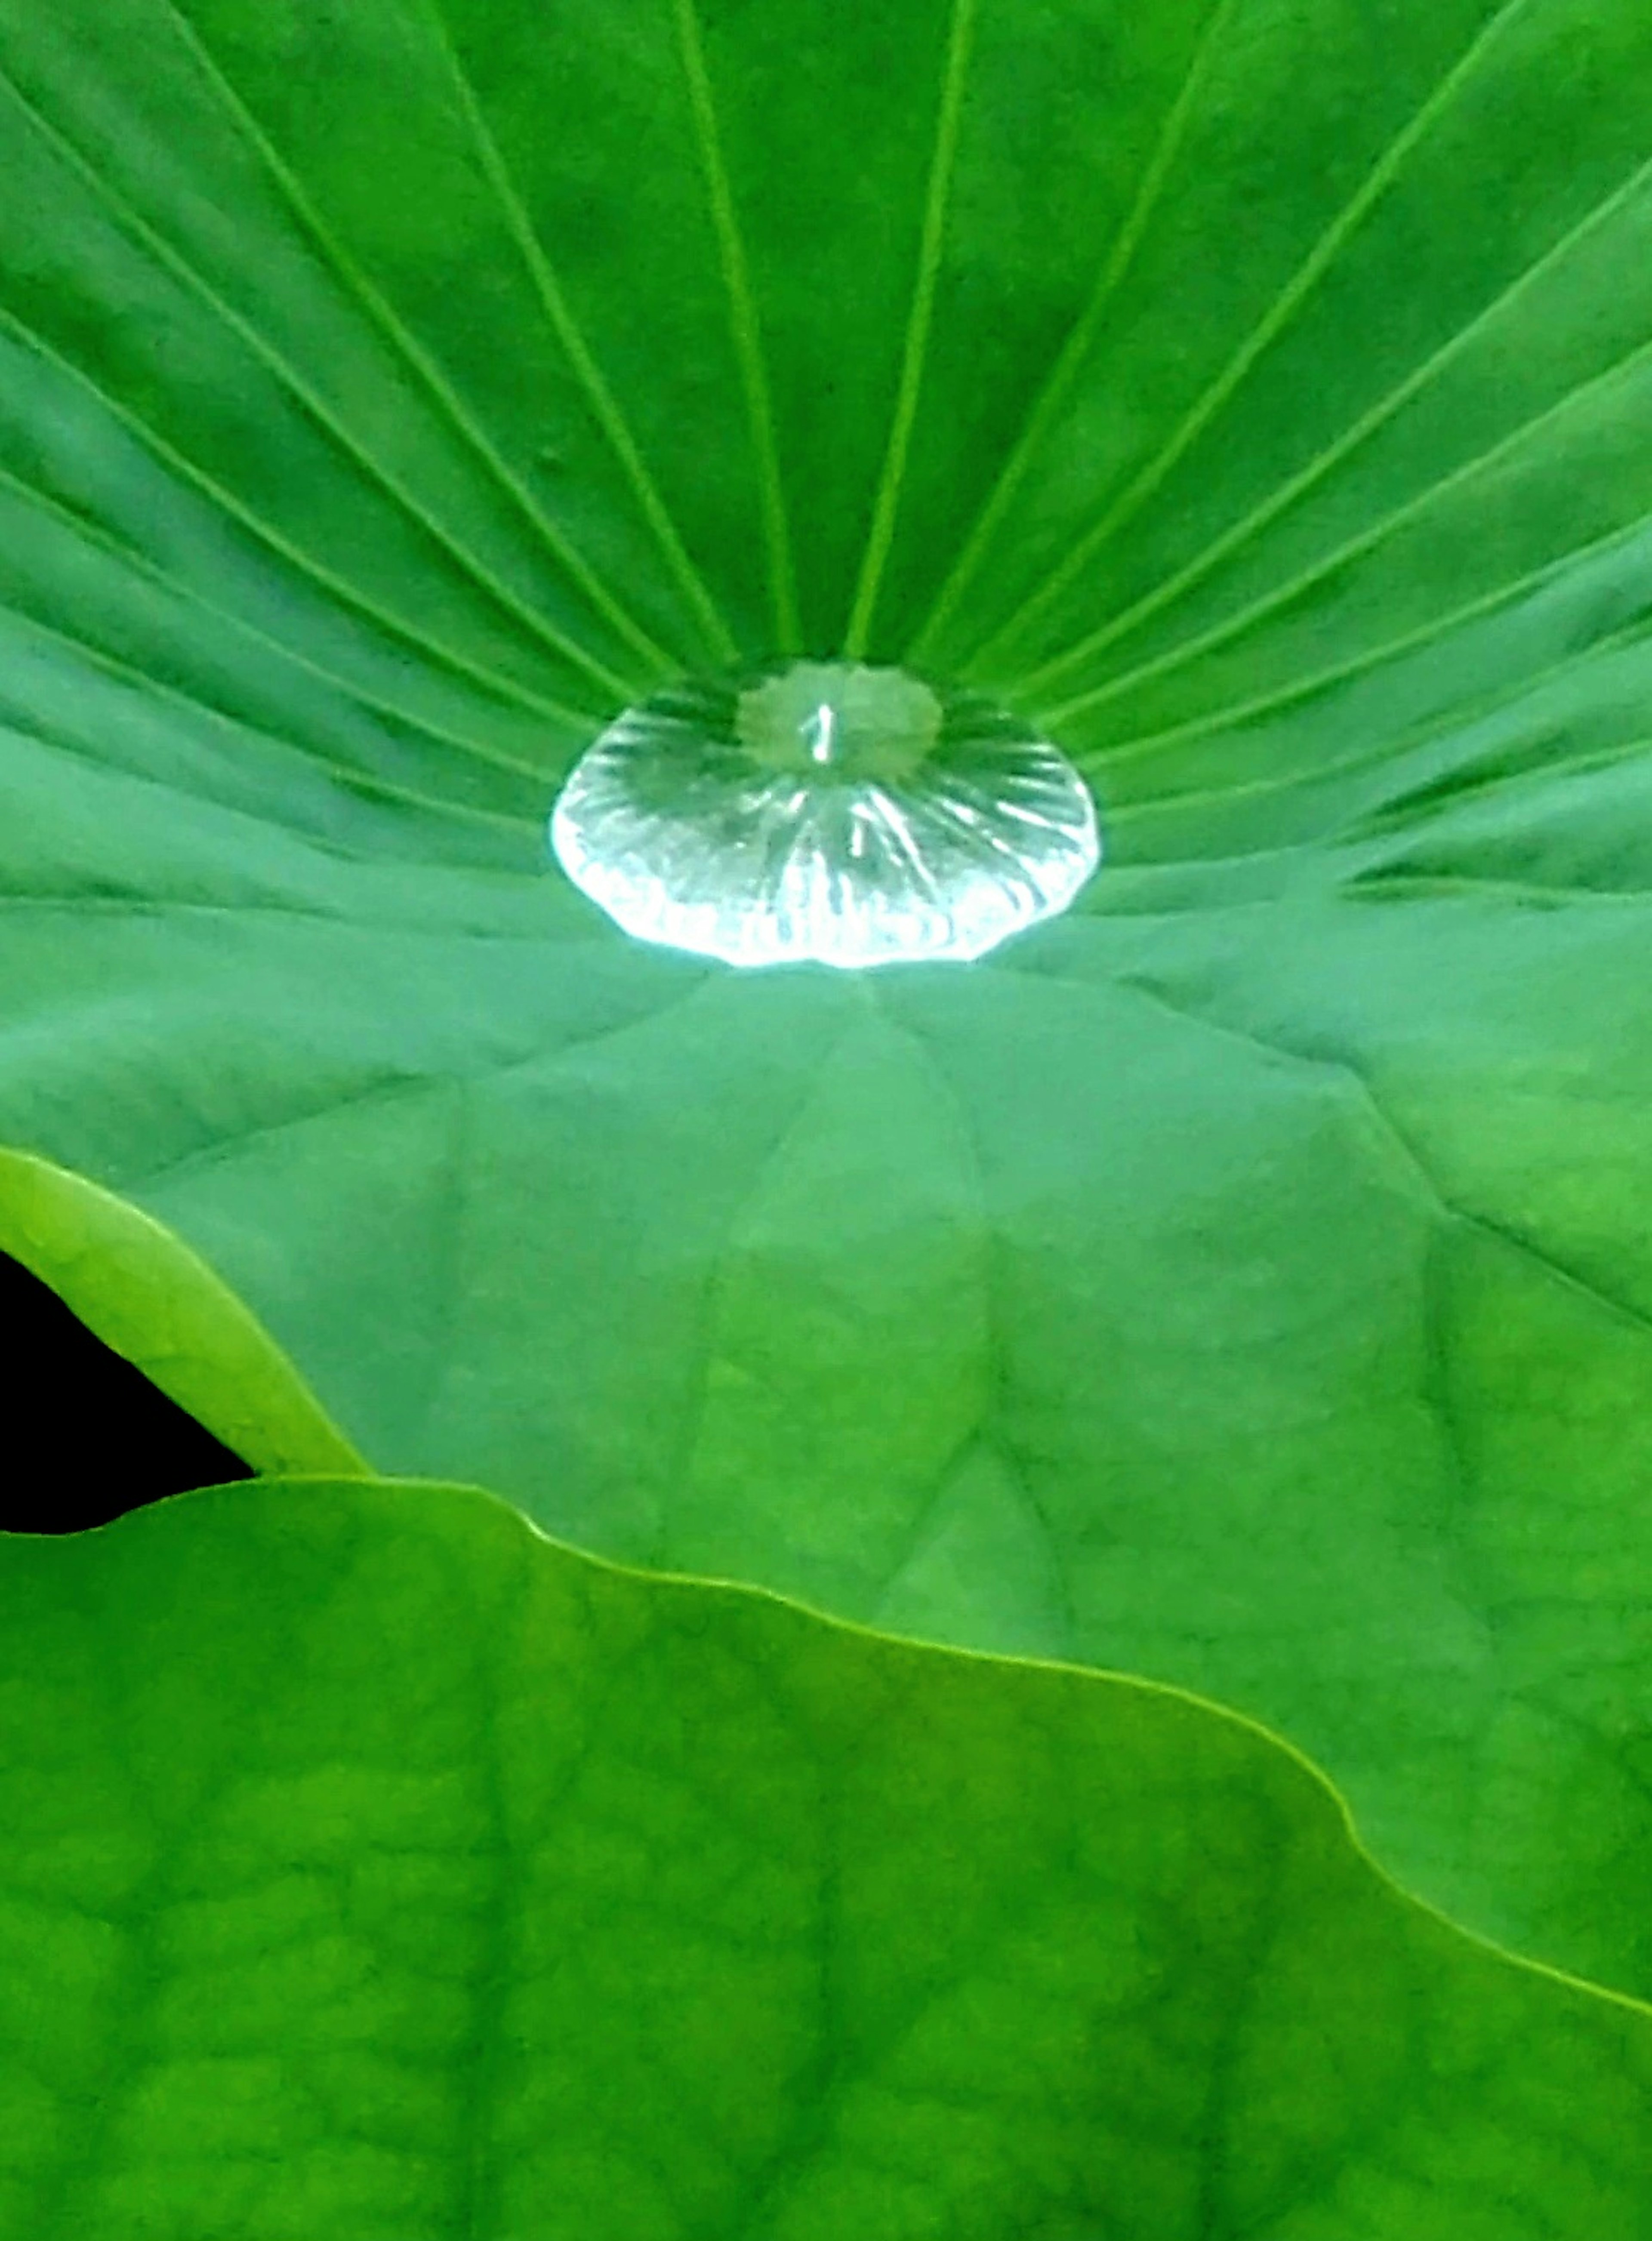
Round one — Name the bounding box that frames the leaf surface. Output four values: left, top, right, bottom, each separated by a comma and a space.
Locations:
2, 0, 1652, 2008
2, 1475, 1649, 2240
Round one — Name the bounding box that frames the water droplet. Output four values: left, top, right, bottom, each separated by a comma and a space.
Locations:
549, 661, 1100, 968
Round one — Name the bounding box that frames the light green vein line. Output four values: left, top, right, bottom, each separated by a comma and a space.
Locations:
1100, 621, 1652, 828
0, 459, 584, 781
1341, 869, 1652, 907
419, 0, 742, 671
1097, 974, 1652, 1356
1014, 142, 1652, 702
673, 0, 800, 656
1127, 982, 1652, 1350
0, 610, 539, 835
0, 305, 595, 727
0, 55, 636, 704
1051, 499, 1652, 766
974, 0, 1540, 682
869, 991, 1082, 1658
1042, 327, 1652, 733
843, 0, 977, 661
903, 0, 1242, 672
158, 0, 680, 686
653, 1009, 867, 1571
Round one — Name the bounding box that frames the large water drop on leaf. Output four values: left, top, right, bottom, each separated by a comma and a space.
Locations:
549, 662, 1100, 968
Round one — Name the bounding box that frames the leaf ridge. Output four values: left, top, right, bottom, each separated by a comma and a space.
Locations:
1108, 973, 1652, 1345
1102, 629, 1652, 831
1059, 499, 1652, 764
0, 892, 594, 932
903, 0, 1244, 669
1017, 143, 1652, 702
1347, 871, 1652, 906
871, 990, 1082, 1658
842, 0, 978, 660
672, 0, 801, 657
1036, 324, 1652, 727
649, 1008, 875, 1572
120, 982, 715, 1203
0, 605, 540, 835
0, 721, 540, 885
159, 0, 690, 686
0, 52, 640, 702
416, 0, 745, 671
1343, 1051, 1652, 1346
0, 306, 596, 727
0, 457, 586, 779
974, 0, 1542, 676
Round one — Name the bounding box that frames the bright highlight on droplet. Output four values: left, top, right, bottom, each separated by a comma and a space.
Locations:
549, 661, 1100, 969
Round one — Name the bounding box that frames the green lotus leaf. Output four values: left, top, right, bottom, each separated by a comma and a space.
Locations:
3, 0, 1652, 2020
3, 1474, 1650, 2238
0, 1147, 361, 1476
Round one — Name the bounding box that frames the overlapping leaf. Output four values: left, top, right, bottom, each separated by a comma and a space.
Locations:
4, 1476, 1650, 2238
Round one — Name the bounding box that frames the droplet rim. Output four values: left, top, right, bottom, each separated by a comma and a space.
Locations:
549, 662, 1102, 972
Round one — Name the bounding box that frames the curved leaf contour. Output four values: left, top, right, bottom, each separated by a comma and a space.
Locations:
0, 1147, 364, 1480
1, 1475, 1650, 2241
1, 0, 1652, 2010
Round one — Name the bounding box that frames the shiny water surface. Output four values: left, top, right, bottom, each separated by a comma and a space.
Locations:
550, 661, 1100, 968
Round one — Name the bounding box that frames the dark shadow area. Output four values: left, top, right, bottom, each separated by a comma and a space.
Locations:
0, 1252, 251, 1533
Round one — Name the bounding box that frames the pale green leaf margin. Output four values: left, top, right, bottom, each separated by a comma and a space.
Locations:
10, 1148, 1652, 2033
0, 1145, 365, 1479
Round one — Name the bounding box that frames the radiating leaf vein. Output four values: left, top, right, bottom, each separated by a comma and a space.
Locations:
0, 608, 539, 835
0, 50, 639, 703
673, 0, 801, 657
975, 0, 1543, 679
418, 0, 743, 671
161, 0, 686, 687
1037, 328, 1652, 727
1058, 502, 1652, 763
1013, 143, 1652, 698
843, 0, 978, 660
0, 458, 586, 779
904, 0, 1244, 669
0, 306, 593, 726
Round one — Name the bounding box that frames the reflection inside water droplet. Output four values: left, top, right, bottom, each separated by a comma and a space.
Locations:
549, 661, 1100, 969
